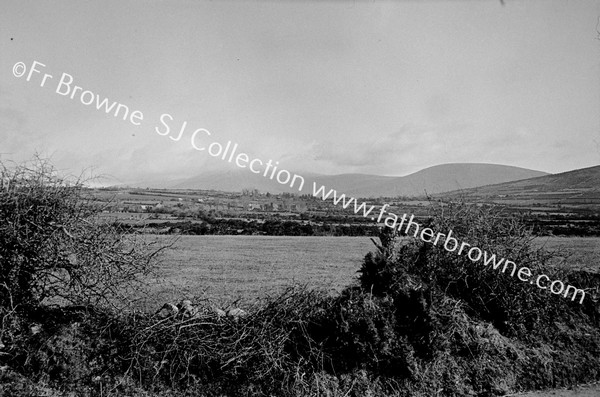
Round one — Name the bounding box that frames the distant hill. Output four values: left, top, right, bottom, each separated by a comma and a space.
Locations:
440, 164, 600, 200
132, 163, 549, 198
324, 163, 548, 197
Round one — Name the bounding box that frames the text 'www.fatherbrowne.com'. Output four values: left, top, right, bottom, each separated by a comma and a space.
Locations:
311, 183, 586, 304
13, 59, 586, 304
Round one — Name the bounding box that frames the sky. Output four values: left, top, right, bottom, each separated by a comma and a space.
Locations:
1, 0, 599, 185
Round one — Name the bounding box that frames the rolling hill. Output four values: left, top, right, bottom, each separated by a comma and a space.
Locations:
440, 164, 600, 204
132, 163, 549, 198
324, 163, 548, 197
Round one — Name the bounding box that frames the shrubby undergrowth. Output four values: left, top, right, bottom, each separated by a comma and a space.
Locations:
1, 159, 600, 397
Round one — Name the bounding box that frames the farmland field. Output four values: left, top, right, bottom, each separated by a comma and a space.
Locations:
142, 235, 600, 310
145, 235, 376, 308
533, 236, 600, 273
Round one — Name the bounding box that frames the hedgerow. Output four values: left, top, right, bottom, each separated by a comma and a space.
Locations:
1, 159, 600, 397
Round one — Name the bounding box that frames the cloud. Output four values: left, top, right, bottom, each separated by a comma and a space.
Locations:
311, 122, 479, 174
305, 120, 566, 176
0, 107, 31, 160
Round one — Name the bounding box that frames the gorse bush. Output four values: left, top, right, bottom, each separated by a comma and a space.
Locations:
423, 203, 559, 336
359, 202, 598, 338
351, 201, 600, 395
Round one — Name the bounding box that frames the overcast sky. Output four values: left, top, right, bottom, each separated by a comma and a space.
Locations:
1, 0, 599, 184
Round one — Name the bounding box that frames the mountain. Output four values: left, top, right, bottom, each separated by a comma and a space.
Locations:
168, 168, 320, 193
440, 164, 600, 199
134, 163, 549, 198
320, 163, 548, 197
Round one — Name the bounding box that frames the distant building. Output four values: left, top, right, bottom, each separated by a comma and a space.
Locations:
248, 202, 261, 211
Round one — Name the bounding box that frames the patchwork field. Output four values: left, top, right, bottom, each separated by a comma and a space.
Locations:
144, 235, 600, 310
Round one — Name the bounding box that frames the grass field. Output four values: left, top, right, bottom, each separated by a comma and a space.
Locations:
144, 235, 600, 310
145, 235, 376, 309
533, 236, 600, 273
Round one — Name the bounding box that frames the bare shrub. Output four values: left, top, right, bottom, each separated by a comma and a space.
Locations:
121, 286, 328, 395
0, 157, 167, 311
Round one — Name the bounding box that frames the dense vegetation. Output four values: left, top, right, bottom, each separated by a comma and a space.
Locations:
117, 218, 379, 236
112, 210, 600, 237
1, 159, 600, 396
112, 206, 600, 237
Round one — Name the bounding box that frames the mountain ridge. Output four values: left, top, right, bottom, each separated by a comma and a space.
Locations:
440, 164, 600, 198
125, 163, 550, 197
